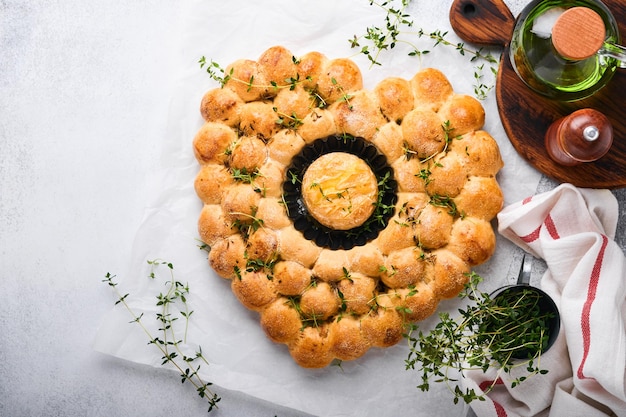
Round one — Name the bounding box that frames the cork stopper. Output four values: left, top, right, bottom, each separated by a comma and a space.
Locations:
552, 7, 605, 61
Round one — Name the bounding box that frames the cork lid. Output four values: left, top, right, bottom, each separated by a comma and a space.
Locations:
552, 7, 605, 61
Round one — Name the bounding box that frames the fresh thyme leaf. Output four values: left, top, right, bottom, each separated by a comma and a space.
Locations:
331, 77, 354, 109
273, 107, 304, 129
231, 208, 264, 241
198, 55, 350, 111
416, 167, 432, 186
419, 121, 459, 164
350, 0, 500, 99
428, 194, 458, 217
244, 251, 277, 279
102, 261, 221, 413
198, 56, 230, 87
230, 167, 261, 183
405, 272, 554, 404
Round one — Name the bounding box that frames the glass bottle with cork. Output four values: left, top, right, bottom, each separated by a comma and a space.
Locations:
510, 0, 626, 101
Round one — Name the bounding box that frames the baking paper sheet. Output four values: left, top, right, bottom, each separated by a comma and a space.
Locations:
94, 1, 542, 416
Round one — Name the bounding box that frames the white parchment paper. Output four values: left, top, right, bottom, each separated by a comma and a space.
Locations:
94, 1, 542, 416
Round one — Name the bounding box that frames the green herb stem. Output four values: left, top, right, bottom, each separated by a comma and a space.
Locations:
405, 272, 553, 404
350, 0, 500, 99
102, 261, 221, 413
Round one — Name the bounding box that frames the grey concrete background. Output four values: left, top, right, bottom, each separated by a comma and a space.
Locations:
1, 1, 623, 416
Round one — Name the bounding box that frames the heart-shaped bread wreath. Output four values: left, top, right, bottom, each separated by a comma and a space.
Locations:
193, 46, 503, 368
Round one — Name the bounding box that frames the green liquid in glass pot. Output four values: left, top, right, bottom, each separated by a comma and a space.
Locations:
509, 0, 620, 101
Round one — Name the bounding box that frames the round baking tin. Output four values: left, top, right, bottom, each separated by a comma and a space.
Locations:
283, 135, 398, 250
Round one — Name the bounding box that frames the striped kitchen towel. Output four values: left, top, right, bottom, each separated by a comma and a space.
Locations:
464, 183, 626, 417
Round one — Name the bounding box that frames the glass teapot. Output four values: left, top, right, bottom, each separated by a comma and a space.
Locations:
509, 0, 626, 101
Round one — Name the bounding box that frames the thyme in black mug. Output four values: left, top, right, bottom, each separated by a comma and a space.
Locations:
405, 272, 555, 404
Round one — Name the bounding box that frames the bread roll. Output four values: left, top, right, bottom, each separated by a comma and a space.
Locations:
193, 47, 504, 368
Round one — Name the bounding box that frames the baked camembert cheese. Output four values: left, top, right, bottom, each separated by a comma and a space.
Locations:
302, 152, 378, 231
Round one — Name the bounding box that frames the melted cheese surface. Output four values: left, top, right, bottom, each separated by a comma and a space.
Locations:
302, 152, 378, 230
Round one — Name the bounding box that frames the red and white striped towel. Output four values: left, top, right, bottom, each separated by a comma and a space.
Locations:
463, 183, 626, 417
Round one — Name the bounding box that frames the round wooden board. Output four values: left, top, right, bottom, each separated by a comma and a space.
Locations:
495, 2, 626, 189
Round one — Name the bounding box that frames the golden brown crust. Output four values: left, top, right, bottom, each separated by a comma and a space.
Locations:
371, 122, 405, 162
267, 129, 306, 166
273, 84, 314, 122
401, 109, 446, 159
374, 216, 416, 255
246, 227, 279, 263
260, 298, 303, 344
228, 135, 267, 172
317, 58, 363, 102
392, 158, 427, 193
224, 59, 270, 102
298, 108, 337, 143
424, 153, 467, 198
299, 282, 340, 321
329, 90, 386, 140
231, 270, 278, 311
295, 51, 328, 91
336, 272, 376, 315
288, 325, 333, 369
257, 45, 297, 88
447, 217, 497, 266
454, 176, 504, 220
273, 260, 312, 296
381, 247, 426, 288
394, 283, 439, 322
361, 307, 404, 348
375, 77, 414, 123
239, 101, 282, 140
347, 244, 384, 277
208, 235, 246, 280
439, 94, 485, 136
413, 203, 455, 249
451, 130, 504, 177
328, 317, 370, 361
410, 68, 454, 111
220, 183, 262, 223
194, 47, 504, 368
193, 122, 236, 165
194, 164, 233, 205
312, 249, 350, 282
198, 204, 236, 247
255, 159, 285, 198
278, 225, 322, 269
428, 249, 471, 299
256, 197, 291, 230
200, 87, 243, 127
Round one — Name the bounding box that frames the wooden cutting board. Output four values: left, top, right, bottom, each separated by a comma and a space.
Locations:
449, 0, 626, 189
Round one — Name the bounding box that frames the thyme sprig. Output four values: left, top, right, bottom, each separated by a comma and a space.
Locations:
198, 55, 353, 113
274, 108, 304, 129
419, 120, 460, 164
229, 167, 261, 183
350, 0, 499, 99
428, 194, 459, 217
198, 55, 309, 93
199, 56, 232, 86
405, 272, 553, 405
347, 169, 396, 236
231, 209, 265, 241
102, 261, 221, 413
286, 295, 325, 330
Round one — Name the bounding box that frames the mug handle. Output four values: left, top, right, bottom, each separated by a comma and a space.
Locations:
599, 42, 626, 69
